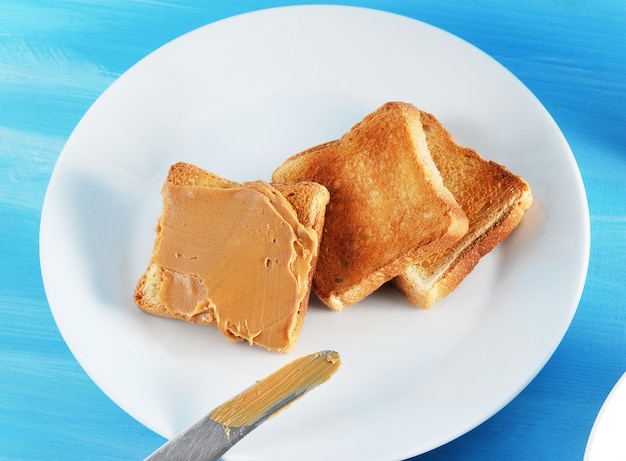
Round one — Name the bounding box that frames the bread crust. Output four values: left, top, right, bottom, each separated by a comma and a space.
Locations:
393, 111, 533, 308
134, 162, 329, 352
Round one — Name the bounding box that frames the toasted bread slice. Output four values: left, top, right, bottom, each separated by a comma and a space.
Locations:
393, 111, 533, 308
134, 162, 330, 353
272, 102, 468, 309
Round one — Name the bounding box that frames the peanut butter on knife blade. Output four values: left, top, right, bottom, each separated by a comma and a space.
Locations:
211, 350, 342, 429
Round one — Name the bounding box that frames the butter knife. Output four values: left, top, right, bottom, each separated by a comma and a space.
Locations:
144, 350, 341, 460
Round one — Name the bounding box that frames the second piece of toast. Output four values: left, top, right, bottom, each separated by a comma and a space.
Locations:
272, 102, 469, 309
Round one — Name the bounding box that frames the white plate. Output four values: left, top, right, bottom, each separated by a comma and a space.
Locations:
585, 372, 626, 461
40, 6, 590, 460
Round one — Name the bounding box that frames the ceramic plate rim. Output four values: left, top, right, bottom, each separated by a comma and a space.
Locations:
585, 372, 626, 461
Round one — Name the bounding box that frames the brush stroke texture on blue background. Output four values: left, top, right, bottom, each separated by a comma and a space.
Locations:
1, 1, 625, 460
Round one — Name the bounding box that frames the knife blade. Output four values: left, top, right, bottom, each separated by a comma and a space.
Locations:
144, 350, 341, 461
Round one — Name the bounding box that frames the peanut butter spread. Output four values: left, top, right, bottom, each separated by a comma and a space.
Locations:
210, 350, 341, 429
153, 180, 317, 352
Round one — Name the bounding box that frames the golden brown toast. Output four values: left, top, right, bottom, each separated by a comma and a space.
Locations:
134, 162, 330, 353
272, 102, 469, 309
393, 111, 533, 308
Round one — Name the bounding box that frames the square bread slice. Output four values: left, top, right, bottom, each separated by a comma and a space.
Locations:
393, 111, 534, 308
134, 162, 330, 353
272, 102, 468, 309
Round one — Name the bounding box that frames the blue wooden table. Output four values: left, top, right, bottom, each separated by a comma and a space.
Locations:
1, 1, 625, 460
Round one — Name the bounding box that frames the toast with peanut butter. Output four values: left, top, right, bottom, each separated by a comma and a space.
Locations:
134, 162, 330, 353
272, 102, 469, 310
393, 111, 533, 308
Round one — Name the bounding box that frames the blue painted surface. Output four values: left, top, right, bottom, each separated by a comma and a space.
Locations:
1, 1, 625, 460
